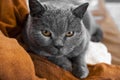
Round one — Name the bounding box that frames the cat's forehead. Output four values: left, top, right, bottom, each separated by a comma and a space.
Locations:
42, 9, 74, 22
45, 9, 79, 21
33, 9, 82, 34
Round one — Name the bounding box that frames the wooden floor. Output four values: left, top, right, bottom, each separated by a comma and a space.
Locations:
106, 2, 120, 30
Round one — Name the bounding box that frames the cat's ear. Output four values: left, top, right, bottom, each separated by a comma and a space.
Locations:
72, 3, 89, 19
29, 0, 45, 17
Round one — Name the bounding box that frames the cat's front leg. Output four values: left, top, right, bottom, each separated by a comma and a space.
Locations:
47, 56, 72, 71
72, 54, 89, 79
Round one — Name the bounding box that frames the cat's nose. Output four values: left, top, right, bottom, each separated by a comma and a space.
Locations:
54, 45, 63, 50
54, 39, 63, 49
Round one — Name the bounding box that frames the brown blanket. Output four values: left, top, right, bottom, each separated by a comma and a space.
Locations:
0, 0, 120, 80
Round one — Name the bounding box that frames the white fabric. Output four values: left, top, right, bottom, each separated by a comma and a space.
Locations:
85, 41, 112, 65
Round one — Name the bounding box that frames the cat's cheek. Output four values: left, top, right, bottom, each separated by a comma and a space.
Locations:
40, 34, 50, 41
42, 39, 51, 45
60, 48, 67, 55
66, 36, 80, 46
35, 39, 51, 46
38, 35, 52, 46
60, 47, 74, 55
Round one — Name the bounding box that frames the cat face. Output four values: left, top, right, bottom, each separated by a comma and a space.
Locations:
27, 0, 88, 57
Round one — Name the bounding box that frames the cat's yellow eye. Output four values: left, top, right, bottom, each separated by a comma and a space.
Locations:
42, 30, 51, 37
65, 31, 74, 37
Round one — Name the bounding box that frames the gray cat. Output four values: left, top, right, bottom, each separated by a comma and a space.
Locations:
22, 0, 102, 79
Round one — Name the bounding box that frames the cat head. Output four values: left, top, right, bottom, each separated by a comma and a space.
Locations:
27, 0, 89, 57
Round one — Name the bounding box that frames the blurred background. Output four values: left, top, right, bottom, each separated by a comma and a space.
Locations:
87, 0, 120, 30
89, 0, 120, 31
106, 0, 120, 30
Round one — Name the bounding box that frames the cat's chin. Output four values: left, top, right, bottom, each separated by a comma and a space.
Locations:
49, 51, 64, 57
38, 53, 60, 57
38, 51, 64, 57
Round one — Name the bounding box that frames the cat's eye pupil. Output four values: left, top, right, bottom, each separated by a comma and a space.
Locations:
42, 30, 51, 37
66, 31, 74, 37
68, 32, 71, 34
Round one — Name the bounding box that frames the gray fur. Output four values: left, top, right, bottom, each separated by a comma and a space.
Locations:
38, 0, 103, 42
22, 0, 102, 78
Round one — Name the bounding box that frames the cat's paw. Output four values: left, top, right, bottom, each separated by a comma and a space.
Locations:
60, 62, 72, 72
72, 66, 89, 79
91, 28, 103, 42
48, 57, 72, 71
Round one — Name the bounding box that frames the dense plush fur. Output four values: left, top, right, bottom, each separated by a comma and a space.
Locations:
38, 0, 103, 42
22, 0, 102, 79
83, 12, 103, 42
